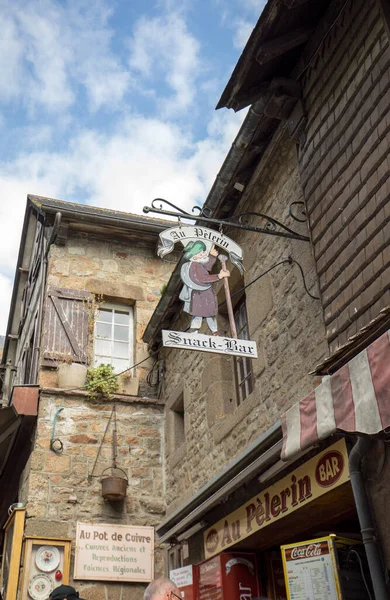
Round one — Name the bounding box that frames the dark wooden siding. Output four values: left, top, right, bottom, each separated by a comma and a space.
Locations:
298, 0, 390, 353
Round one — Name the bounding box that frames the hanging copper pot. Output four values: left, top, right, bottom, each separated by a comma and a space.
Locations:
101, 467, 128, 501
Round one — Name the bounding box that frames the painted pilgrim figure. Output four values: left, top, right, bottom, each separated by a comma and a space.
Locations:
179, 241, 230, 334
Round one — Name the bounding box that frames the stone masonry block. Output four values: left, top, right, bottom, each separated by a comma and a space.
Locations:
24, 519, 70, 539
86, 278, 145, 301
39, 369, 58, 388
246, 274, 273, 333
202, 355, 233, 394
45, 453, 71, 473
206, 381, 235, 428
26, 473, 49, 502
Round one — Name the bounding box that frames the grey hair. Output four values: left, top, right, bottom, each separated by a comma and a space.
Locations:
143, 578, 179, 600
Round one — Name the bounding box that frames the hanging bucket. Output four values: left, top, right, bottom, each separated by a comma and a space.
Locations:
101, 467, 128, 501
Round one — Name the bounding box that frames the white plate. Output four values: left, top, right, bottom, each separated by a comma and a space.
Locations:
28, 574, 54, 600
35, 546, 61, 572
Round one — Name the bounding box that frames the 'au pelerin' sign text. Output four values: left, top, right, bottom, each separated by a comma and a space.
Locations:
203, 439, 349, 558
162, 330, 258, 358
74, 522, 154, 582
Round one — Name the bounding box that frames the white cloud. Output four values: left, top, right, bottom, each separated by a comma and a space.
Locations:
0, 0, 130, 114
232, 19, 255, 50
0, 274, 13, 335
128, 13, 200, 115
0, 108, 245, 333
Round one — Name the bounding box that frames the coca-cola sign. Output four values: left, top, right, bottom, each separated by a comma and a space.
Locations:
290, 542, 326, 560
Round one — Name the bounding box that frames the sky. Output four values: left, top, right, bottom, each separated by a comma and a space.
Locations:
0, 0, 267, 334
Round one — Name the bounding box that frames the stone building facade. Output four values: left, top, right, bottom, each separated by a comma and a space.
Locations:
143, 0, 390, 596
0, 196, 175, 600
158, 130, 328, 513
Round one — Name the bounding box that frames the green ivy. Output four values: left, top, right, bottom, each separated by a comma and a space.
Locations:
85, 364, 119, 400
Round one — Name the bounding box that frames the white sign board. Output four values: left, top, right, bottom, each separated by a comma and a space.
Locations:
74, 522, 154, 582
281, 537, 341, 600
169, 565, 194, 587
162, 330, 258, 358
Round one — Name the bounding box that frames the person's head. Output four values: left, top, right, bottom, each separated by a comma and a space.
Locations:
183, 241, 208, 263
49, 586, 85, 600
143, 578, 181, 600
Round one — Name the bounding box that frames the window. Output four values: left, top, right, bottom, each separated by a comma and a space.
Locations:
234, 300, 254, 405
167, 544, 184, 574
171, 393, 185, 451
94, 303, 133, 373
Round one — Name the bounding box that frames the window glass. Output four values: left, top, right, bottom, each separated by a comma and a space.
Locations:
94, 305, 133, 373
114, 325, 129, 341
233, 299, 254, 405
97, 309, 112, 323
114, 311, 129, 325
96, 322, 111, 339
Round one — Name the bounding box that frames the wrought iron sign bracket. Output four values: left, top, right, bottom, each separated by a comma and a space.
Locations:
143, 198, 310, 242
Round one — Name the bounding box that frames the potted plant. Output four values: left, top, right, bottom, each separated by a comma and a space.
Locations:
56, 353, 88, 389
118, 369, 140, 396
85, 364, 119, 400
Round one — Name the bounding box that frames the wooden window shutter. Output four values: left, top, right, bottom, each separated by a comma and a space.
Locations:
42, 286, 92, 365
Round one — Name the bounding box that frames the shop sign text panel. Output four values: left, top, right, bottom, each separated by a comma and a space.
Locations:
74, 522, 154, 582
204, 439, 349, 558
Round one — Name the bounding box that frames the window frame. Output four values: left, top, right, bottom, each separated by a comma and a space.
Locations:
93, 302, 134, 373
233, 299, 254, 405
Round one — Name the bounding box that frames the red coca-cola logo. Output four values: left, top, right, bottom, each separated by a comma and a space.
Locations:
315, 450, 344, 487
205, 529, 219, 554
291, 543, 323, 560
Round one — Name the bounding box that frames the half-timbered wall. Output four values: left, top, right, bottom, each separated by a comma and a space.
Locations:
298, 0, 390, 353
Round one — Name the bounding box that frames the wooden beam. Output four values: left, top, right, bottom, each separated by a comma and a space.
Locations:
284, 0, 313, 7
256, 28, 311, 64
377, 0, 390, 42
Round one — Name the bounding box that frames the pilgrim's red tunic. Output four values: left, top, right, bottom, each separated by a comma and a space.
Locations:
188, 256, 219, 317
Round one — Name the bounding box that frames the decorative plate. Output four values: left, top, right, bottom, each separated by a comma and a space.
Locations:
28, 574, 54, 600
35, 546, 61, 572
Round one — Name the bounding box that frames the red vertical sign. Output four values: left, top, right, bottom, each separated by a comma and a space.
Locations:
197, 553, 260, 600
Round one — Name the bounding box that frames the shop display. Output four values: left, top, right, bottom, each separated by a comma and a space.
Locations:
0, 508, 26, 600
28, 574, 54, 600
35, 547, 61, 572
281, 535, 372, 600
21, 537, 72, 600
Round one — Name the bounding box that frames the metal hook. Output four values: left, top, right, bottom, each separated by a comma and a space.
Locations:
178, 216, 182, 228
219, 222, 224, 235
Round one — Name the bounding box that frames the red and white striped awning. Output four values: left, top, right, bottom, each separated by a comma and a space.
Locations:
281, 330, 390, 460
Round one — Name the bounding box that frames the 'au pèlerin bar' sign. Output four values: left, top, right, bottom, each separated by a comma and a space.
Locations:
158, 225, 257, 358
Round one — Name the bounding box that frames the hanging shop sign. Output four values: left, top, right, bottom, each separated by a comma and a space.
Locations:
74, 522, 154, 582
203, 439, 349, 559
158, 225, 257, 357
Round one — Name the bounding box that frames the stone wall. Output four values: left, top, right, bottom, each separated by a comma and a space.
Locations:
20, 390, 165, 600
162, 130, 329, 511
19, 228, 175, 596
41, 230, 174, 394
